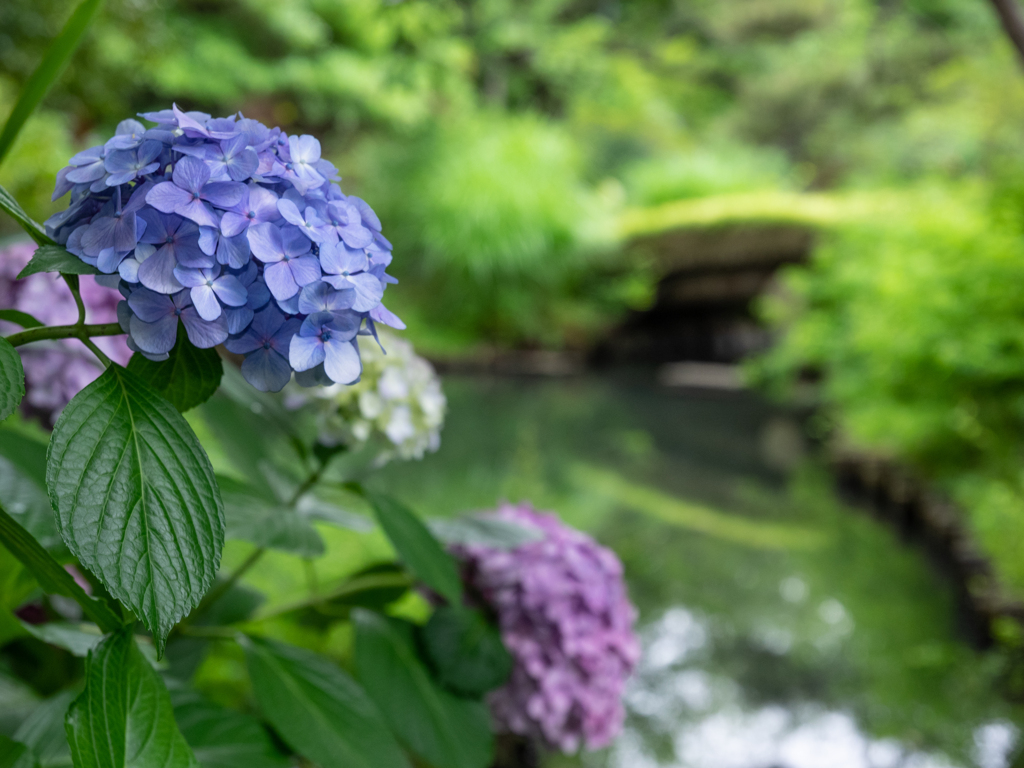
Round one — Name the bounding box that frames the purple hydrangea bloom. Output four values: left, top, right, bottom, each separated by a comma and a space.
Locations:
451, 503, 640, 754
0, 242, 132, 423
47, 105, 403, 393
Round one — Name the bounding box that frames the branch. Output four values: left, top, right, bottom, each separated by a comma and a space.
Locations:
989, 0, 1024, 69
5, 322, 123, 348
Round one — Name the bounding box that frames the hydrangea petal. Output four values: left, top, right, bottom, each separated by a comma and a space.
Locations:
289, 333, 325, 372
181, 308, 228, 348
241, 348, 292, 392
323, 338, 360, 384
264, 261, 299, 300
146, 182, 192, 214
190, 285, 222, 321
129, 314, 178, 354
138, 246, 184, 294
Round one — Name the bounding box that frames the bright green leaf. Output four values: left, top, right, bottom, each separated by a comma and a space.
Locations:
0, 188, 52, 247
245, 636, 410, 768
421, 606, 512, 697
66, 628, 198, 768
353, 610, 493, 768
0, 0, 104, 167
0, 312, 42, 331
0, 734, 33, 768
171, 690, 288, 768
16, 245, 99, 279
127, 338, 223, 413
0, 340, 24, 424
46, 365, 224, 652
364, 491, 462, 605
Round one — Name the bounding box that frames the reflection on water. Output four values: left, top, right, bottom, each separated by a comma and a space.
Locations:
371, 374, 1024, 768
613, 608, 1014, 768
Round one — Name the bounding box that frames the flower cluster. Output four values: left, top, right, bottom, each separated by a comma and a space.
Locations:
451, 503, 640, 753
47, 105, 402, 392
285, 329, 445, 464
0, 242, 131, 423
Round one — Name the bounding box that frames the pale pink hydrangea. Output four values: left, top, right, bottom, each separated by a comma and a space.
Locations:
452, 503, 640, 754
0, 241, 131, 423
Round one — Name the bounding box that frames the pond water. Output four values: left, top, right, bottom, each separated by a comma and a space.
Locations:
372, 374, 1024, 768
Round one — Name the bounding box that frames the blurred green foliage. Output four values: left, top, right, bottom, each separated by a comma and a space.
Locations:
752, 181, 1024, 598
2, 0, 1019, 349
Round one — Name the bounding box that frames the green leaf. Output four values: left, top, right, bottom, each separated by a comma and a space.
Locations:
171, 690, 288, 768
21, 622, 103, 657
0, 0, 104, 168
0, 187, 53, 247
421, 606, 512, 697
0, 454, 58, 551
264, 564, 410, 627
197, 393, 299, 499
218, 475, 323, 558
0, 339, 24, 424
127, 338, 223, 413
296, 492, 373, 532
0, 312, 42, 331
66, 628, 198, 768
14, 690, 74, 768
16, 245, 99, 279
0, 735, 33, 768
245, 636, 410, 768
46, 365, 225, 652
0, 429, 58, 549
353, 610, 493, 768
0, 503, 121, 633
428, 515, 543, 550
364, 491, 462, 605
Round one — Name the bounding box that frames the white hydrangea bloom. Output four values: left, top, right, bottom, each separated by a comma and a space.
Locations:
287, 330, 446, 464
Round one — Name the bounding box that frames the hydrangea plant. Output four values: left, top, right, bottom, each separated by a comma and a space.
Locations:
0, 105, 491, 768
0, 6, 636, 766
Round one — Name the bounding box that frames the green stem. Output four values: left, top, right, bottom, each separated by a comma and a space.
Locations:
5, 322, 123, 348
0, 503, 122, 633
287, 465, 324, 508
62, 274, 86, 325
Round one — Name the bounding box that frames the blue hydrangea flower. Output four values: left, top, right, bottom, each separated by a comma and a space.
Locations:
47, 105, 402, 392
290, 311, 361, 385
172, 265, 248, 321
225, 306, 300, 392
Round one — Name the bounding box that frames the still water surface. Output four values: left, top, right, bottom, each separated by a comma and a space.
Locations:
375, 374, 1024, 768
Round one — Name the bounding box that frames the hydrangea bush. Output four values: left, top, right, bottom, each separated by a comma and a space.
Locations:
47, 105, 402, 392
451, 503, 641, 753
0, 1, 645, 754
0, 91, 639, 768
286, 329, 446, 464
